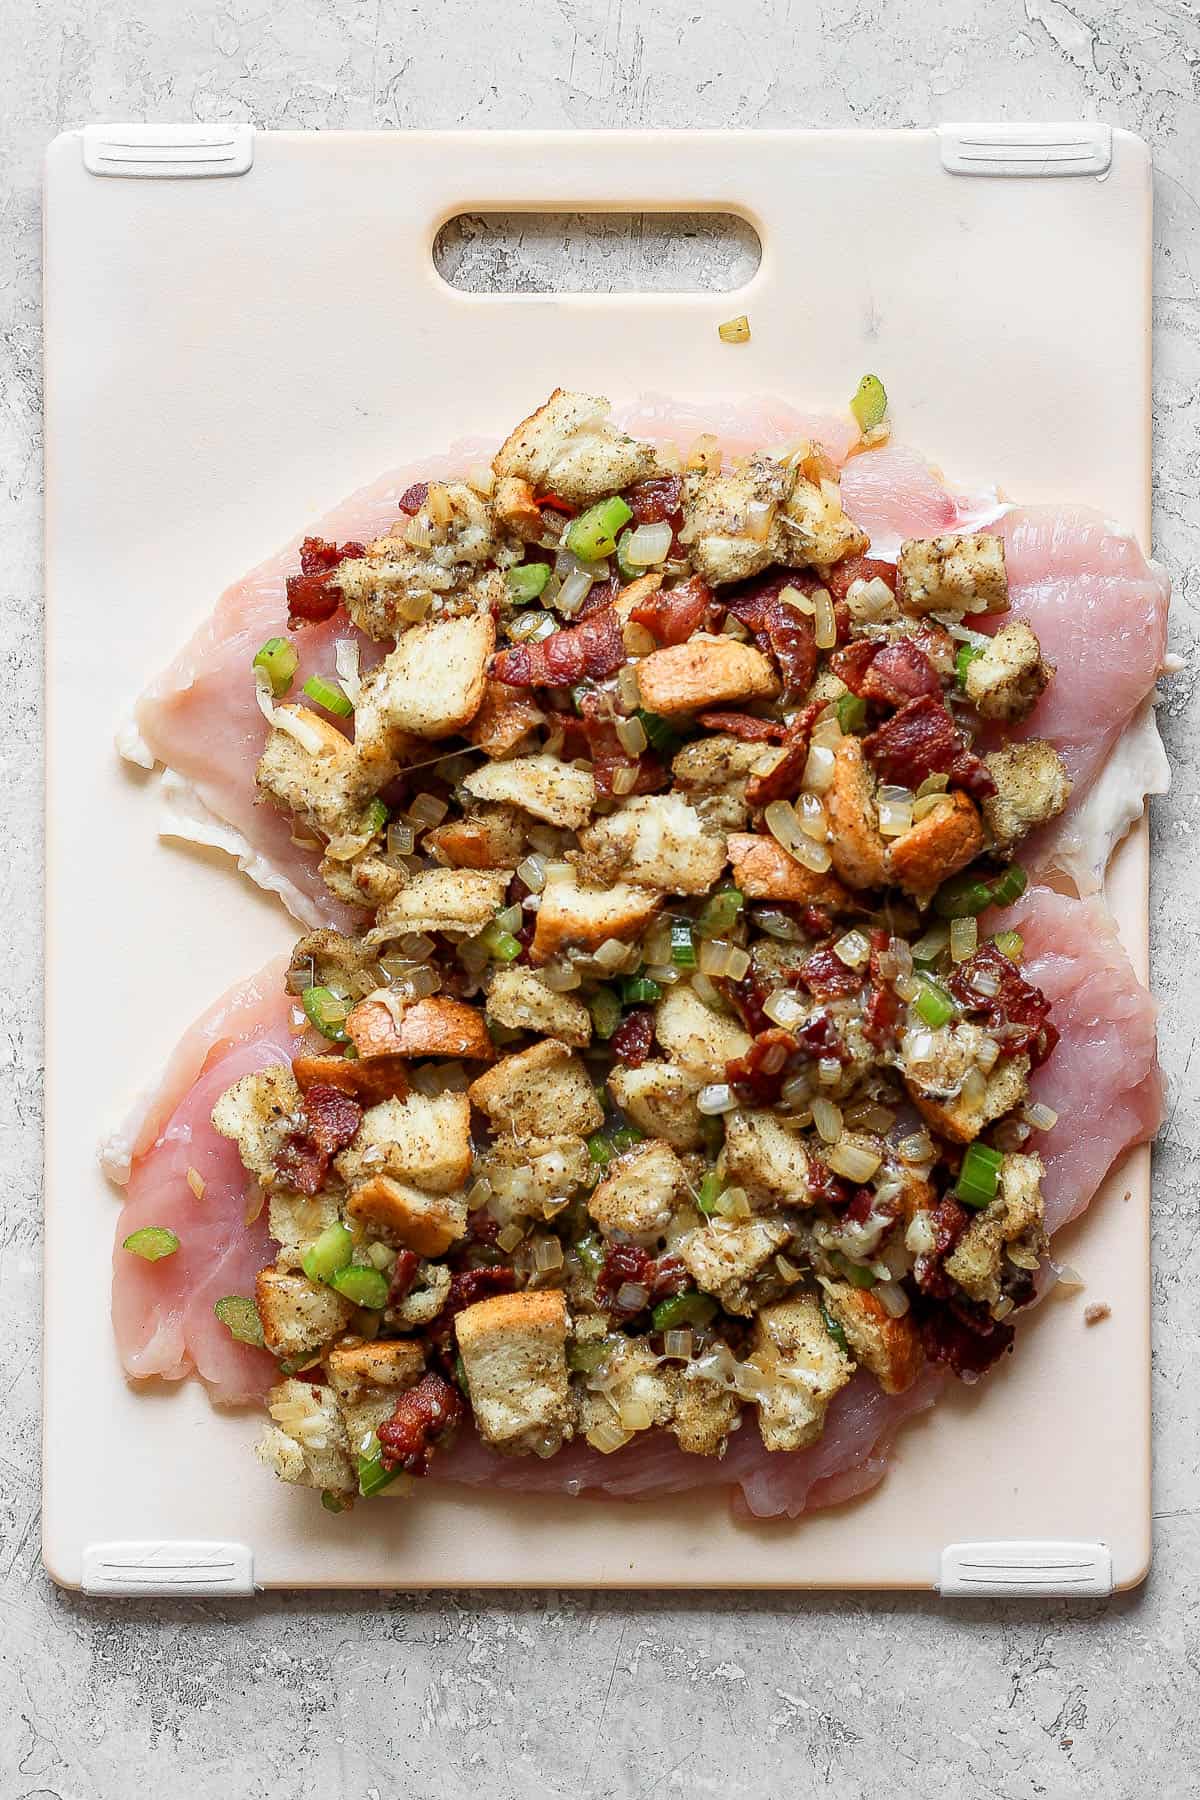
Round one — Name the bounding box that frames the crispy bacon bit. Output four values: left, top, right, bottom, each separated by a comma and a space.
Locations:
798, 945, 865, 1001
273, 1084, 362, 1197
649, 1253, 690, 1300
726, 1027, 800, 1104
912, 1197, 970, 1297
841, 1187, 878, 1227
611, 1006, 656, 1067
493, 605, 627, 688
825, 555, 897, 601
948, 944, 1058, 1065
376, 1371, 463, 1475
807, 1154, 852, 1209
397, 481, 430, 515
795, 1009, 849, 1064
696, 711, 787, 742
386, 1249, 421, 1307
863, 928, 901, 1051
727, 571, 819, 692
630, 574, 714, 646
832, 637, 941, 707
626, 475, 684, 526
577, 689, 667, 798
745, 700, 823, 810
919, 1302, 1015, 1379
597, 1242, 654, 1311
862, 695, 995, 799
286, 537, 365, 626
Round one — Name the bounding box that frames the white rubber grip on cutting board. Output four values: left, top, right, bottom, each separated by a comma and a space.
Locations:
939, 1540, 1113, 1597
81, 1540, 255, 1596
81, 123, 255, 179
938, 123, 1112, 177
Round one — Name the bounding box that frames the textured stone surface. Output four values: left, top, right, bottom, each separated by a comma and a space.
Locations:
3, 2, 1198, 1796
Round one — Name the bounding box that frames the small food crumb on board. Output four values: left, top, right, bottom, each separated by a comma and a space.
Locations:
1084, 1302, 1111, 1326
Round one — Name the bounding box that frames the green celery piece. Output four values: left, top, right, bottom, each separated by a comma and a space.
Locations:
836, 693, 867, 734
302, 673, 354, 718
330, 1264, 389, 1309
252, 636, 298, 698
564, 495, 633, 561
651, 1291, 718, 1332
850, 374, 888, 432
213, 1296, 264, 1346
122, 1226, 180, 1262
696, 886, 744, 941
588, 986, 622, 1040
301, 985, 350, 1041
821, 1306, 850, 1354
301, 1221, 354, 1285
913, 976, 956, 1030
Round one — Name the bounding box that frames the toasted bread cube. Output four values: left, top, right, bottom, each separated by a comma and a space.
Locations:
463, 753, 596, 830
578, 1337, 676, 1446
426, 803, 527, 870
211, 1065, 302, 1182
257, 707, 380, 842
588, 1139, 687, 1243
326, 1339, 427, 1454
530, 874, 660, 964
963, 621, 1051, 721
982, 740, 1072, 849
336, 490, 503, 640
319, 847, 408, 911
672, 734, 764, 832
722, 1108, 810, 1209
345, 995, 494, 1063
780, 475, 869, 566
908, 1052, 1031, 1145
468, 1039, 603, 1140
726, 832, 850, 909
345, 1175, 468, 1256
671, 1372, 742, 1456
654, 984, 752, 1083
354, 614, 494, 764
570, 793, 727, 894
485, 965, 592, 1047
258, 1379, 355, 1491
387, 1259, 452, 1328
945, 1152, 1047, 1306
255, 1268, 355, 1359
493, 388, 655, 504
287, 929, 373, 996
455, 1289, 574, 1453
678, 1217, 789, 1315
681, 455, 793, 586
825, 736, 888, 889
492, 474, 544, 540
475, 1135, 592, 1224
607, 1060, 706, 1151
336, 1091, 473, 1194
636, 634, 779, 718
820, 1282, 923, 1394
467, 680, 545, 759
367, 868, 511, 943
292, 1052, 410, 1108
886, 791, 985, 900
896, 532, 1009, 615
268, 1190, 342, 1271
751, 1296, 855, 1450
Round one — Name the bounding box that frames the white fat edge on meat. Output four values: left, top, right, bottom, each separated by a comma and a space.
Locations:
157, 767, 331, 929
1044, 698, 1171, 895
98, 1088, 161, 1185
864, 495, 1013, 563
116, 713, 156, 770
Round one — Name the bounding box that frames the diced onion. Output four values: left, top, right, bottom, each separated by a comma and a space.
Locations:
718, 314, 752, 345
912, 793, 953, 823
587, 1419, 634, 1454
407, 792, 448, 829
875, 1279, 910, 1319
1022, 1101, 1059, 1131
778, 583, 816, 617
905, 1212, 937, 1256
540, 958, 583, 991
802, 743, 836, 794
616, 715, 648, 756
273, 707, 326, 756
732, 1361, 773, 1399
949, 916, 978, 963
754, 908, 804, 942
967, 968, 1002, 998
558, 567, 594, 616
644, 962, 681, 986
812, 588, 837, 651
686, 433, 722, 472
616, 1282, 650, 1311
616, 666, 643, 710
663, 1329, 694, 1360
817, 1056, 843, 1085
976, 1035, 1001, 1074
811, 1097, 844, 1144
909, 924, 949, 965
915, 772, 950, 797
828, 1139, 883, 1182
764, 798, 834, 872
618, 1398, 654, 1432
689, 971, 728, 1014
497, 1223, 526, 1253
594, 936, 632, 971
833, 929, 871, 970
623, 622, 657, 656
961, 1067, 987, 1108
744, 500, 774, 542
533, 1236, 564, 1272
626, 522, 674, 566
611, 765, 640, 795
698, 938, 739, 979
878, 800, 914, 838
334, 638, 362, 704
762, 987, 807, 1031
780, 1072, 812, 1109
510, 608, 554, 642
186, 1167, 205, 1200
897, 1131, 934, 1165
697, 1083, 738, 1116
516, 854, 547, 893
796, 792, 829, 841
845, 576, 896, 622
714, 1185, 750, 1219
467, 462, 495, 496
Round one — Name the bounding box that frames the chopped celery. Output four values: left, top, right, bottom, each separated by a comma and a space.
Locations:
993, 929, 1025, 962
955, 1141, 1004, 1209
843, 1260, 877, 1289
454, 1353, 469, 1394
357, 1450, 399, 1499
836, 693, 868, 734
696, 1169, 724, 1217
321, 1489, 350, 1513
635, 708, 681, 757
302, 985, 350, 1041
301, 1222, 354, 1285
122, 1226, 180, 1262
615, 528, 639, 581
588, 986, 622, 1040
821, 1305, 850, 1354
331, 1264, 390, 1309
695, 886, 744, 941
609, 1125, 644, 1154
567, 1337, 618, 1375
576, 1233, 605, 1277
850, 374, 888, 432
363, 797, 389, 838
670, 920, 697, 968
621, 974, 662, 1005
302, 673, 354, 718
506, 561, 552, 604
563, 494, 633, 561
955, 642, 984, 688
213, 1296, 264, 1346
934, 874, 998, 919
913, 976, 956, 1030
481, 921, 523, 963
989, 864, 1028, 907
586, 1133, 613, 1167
252, 636, 298, 697
651, 1290, 718, 1332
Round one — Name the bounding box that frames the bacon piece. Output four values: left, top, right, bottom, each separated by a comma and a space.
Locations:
649, 1253, 691, 1300
797, 945, 864, 1001
611, 1006, 656, 1067
726, 1027, 799, 1104
825, 555, 897, 601
597, 1242, 655, 1312
727, 572, 819, 692
397, 481, 430, 515
832, 637, 940, 706
947, 943, 1058, 1065
285, 537, 366, 626
912, 1198, 971, 1298
744, 700, 822, 810
493, 605, 626, 688
577, 690, 667, 798
626, 475, 683, 526
273, 1083, 362, 1197
862, 928, 901, 1051
386, 1249, 421, 1306
630, 574, 713, 646
862, 695, 995, 799
696, 711, 787, 742
918, 1303, 1015, 1379
806, 1154, 852, 1209
376, 1371, 464, 1475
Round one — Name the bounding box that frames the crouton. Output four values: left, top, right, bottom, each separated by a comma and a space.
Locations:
750, 1296, 854, 1450
336, 488, 507, 640
671, 734, 764, 832
610, 572, 665, 620
268, 1190, 342, 1271
467, 680, 545, 759
463, 753, 596, 830
530, 874, 660, 964
344, 1175, 468, 1256
678, 1217, 790, 1314
288, 929, 374, 997
569, 793, 727, 895
981, 740, 1072, 849
636, 634, 780, 718
474, 1135, 591, 1224
257, 707, 380, 843
820, 1281, 923, 1394
909, 1052, 1031, 1144
366, 868, 511, 943
945, 1152, 1047, 1306
318, 848, 408, 911
607, 1060, 706, 1151
780, 475, 870, 566
211, 1065, 302, 1182
344, 994, 495, 1062
726, 832, 850, 910
492, 474, 544, 540
824, 736, 888, 889
680, 454, 793, 586
885, 791, 985, 899
454, 1289, 574, 1453
896, 533, 1009, 616
588, 1140, 688, 1243
386, 1259, 452, 1328
335, 1091, 473, 1195
255, 1267, 355, 1359
578, 1337, 676, 1446
326, 1339, 426, 1454
258, 1379, 355, 1491
671, 1371, 742, 1456
964, 621, 1051, 721
354, 615, 494, 764
485, 965, 592, 1047
292, 1052, 410, 1108
654, 983, 752, 1082
722, 1109, 810, 1209
468, 1039, 604, 1140
493, 388, 655, 505
426, 803, 527, 870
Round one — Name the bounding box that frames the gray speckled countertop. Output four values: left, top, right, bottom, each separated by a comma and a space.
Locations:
3, 4, 1199, 1796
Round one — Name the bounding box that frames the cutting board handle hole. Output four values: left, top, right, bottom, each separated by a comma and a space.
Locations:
434, 212, 760, 294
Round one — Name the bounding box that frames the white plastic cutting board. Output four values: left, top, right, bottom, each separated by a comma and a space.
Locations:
43, 126, 1154, 1593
